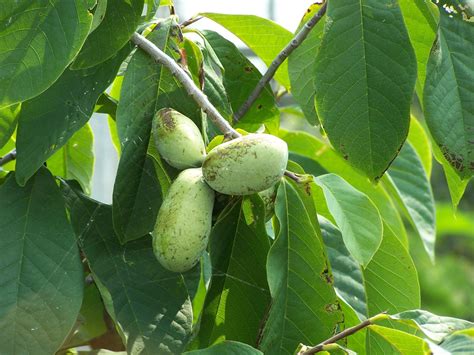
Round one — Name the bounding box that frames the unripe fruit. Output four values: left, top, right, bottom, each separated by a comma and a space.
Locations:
153, 108, 206, 169
152, 168, 214, 273
202, 134, 288, 195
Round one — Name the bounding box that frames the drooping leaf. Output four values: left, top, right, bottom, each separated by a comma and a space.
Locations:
385, 142, 436, 261
260, 179, 343, 354
15, 44, 131, 186
201, 13, 292, 89
424, 10, 474, 180
0, 169, 83, 354
201, 30, 279, 132
72, 0, 144, 69
398, 0, 438, 99
368, 325, 431, 354
319, 217, 367, 319
314, 0, 417, 179
288, 3, 325, 125
65, 185, 197, 354
279, 129, 408, 247
185, 341, 263, 355
314, 173, 383, 267
0, 0, 92, 107
48, 124, 95, 195
407, 117, 432, 177
196, 197, 270, 347
0, 103, 20, 149
113, 17, 199, 243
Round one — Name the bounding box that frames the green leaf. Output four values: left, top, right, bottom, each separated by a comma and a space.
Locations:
392, 310, 474, 343
196, 197, 270, 347
260, 179, 343, 354
48, 124, 95, 195
436, 203, 474, 238
385, 142, 436, 261
0, 0, 92, 107
407, 117, 432, 178
201, 30, 279, 132
185, 341, 263, 355
314, 0, 417, 179
0, 169, 83, 354
15, 43, 131, 186
90, 0, 108, 33
363, 225, 420, 315
113, 18, 198, 243
398, 0, 438, 99
424, 10, 474, 179
0, 103, 20, 149
288, 3, 325, 125
368, 325, 431, 354
338, 298, 367, 353
72, 0, 144, 69
66, 186, 196, 354
201, 13, 292, 89
314, 174, 383, 267
440, 329, 474, 354
319, 217, 367, 319
279, 130, 408, 247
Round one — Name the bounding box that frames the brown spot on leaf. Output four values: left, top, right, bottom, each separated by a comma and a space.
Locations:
257, 104, 263, 110
244, 66, 253, 72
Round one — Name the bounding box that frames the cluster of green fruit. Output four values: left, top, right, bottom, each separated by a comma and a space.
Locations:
152, 109, 289, 272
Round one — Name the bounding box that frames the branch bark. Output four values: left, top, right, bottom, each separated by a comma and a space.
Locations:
0, 149, 16, 167
131, 32, 241, 139
298, 312, 388, 354
233, 1, 327, 123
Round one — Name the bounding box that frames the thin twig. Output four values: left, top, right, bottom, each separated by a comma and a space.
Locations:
233, 1, 327, 123
284, 170, 302, 182
131, 32, 241, 139
181, 15, 203, 28
298, 312, 389, 354
0, 149, 16, 167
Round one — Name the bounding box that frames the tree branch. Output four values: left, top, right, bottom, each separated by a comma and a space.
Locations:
131, 32, 241, 139
298, 312, 389, 354
233, 1, 327, 123
0, 149, 16, 167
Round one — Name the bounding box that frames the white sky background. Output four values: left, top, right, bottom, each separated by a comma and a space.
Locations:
91, 0, 316, 203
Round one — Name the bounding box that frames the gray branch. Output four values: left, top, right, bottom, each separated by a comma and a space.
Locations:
233, 2, 327, 123
131, 32, 241, 139
0, 149, 16, 167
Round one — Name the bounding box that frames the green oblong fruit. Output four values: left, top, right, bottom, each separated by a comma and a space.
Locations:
202, 134, 288, 195
153, 108, 206, 169
152, 168, 215, 273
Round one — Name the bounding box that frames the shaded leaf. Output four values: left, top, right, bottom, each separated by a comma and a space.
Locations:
0, 0, 92, 107
314, 0, 417, 179
72, 0, 144, 69
440, 329, 474, 354
407, 117, 432, 177
0, 103, 20, 149
0, 169, 83, 354
15, 44, 131, 186
185, 340, 263, 355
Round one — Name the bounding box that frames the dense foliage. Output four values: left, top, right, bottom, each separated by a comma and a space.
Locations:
0, 0, 473, 354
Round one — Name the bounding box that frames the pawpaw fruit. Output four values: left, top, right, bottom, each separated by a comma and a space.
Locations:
202, 134, 288, 195
153, 108, 206, 169
152, 168, 214, 272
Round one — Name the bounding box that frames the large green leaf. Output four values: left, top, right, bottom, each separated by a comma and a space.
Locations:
0, 103, 20, 149
440, 329, 474, 354
368, 325, 431, 354
201, 13, 292, 89
260, 179, 343, 354
398, 0, 438, 99
319, 217, 367, 319
196, 197, 270, 347
314, 174, 383, 267
314, 0, 417, 179
279, 130, 408, 247
48, 124, 94, 194
15, 44, 131, 186
65, 185, 197, 354
72, 0, 144, 69
113, 18, 199, 243
424, 10, 474, 180
288, 3, 325, 125
0, 169, 83, 354
185, 341, 263, 355
0, 0, 92, 107
386, 143, 436, 261
201, 30, 279, 132
363, 225, 420, 315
